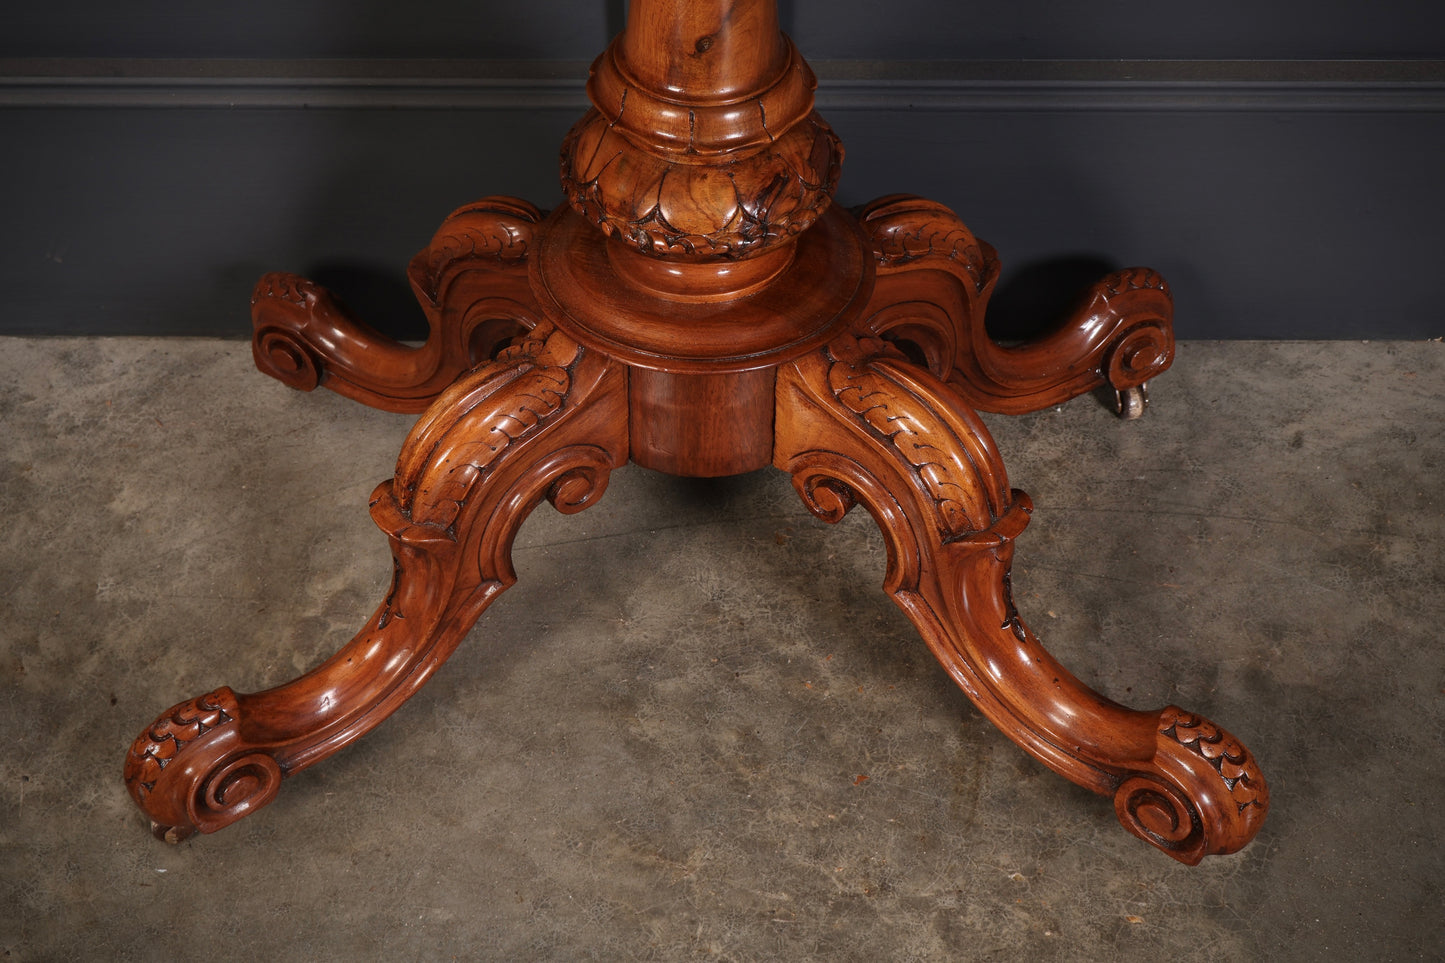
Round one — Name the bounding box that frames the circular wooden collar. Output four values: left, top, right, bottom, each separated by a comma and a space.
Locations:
530, 203, 873, 373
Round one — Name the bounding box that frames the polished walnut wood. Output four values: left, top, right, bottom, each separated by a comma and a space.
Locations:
127, 0, 1266, 864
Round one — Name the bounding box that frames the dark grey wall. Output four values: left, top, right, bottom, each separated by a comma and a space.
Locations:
7, 1, 1444, 60
2, 3, 1443, 340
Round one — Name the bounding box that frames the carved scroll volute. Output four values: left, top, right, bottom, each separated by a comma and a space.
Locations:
560, 0, 843, 276
1114, 708, 1270, 864
123, 687, 281, 842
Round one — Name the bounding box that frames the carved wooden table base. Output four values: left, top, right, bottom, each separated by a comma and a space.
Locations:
124, 0, 1266, 864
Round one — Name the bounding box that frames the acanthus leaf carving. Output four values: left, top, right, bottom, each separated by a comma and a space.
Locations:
851, 193, 1177, 415
561, 110, 842, 261
251, 272, 326, 308
395, 326, 582, 531
821, 334, 1007, 540
1109, 705, 1270, 864
1103, 267, 1170, 298
411, 196, 545, 306
124, 687, 239, 800
1160, 707, 1269, 813
130, 0, 1263, 867
855, 194, 996, 294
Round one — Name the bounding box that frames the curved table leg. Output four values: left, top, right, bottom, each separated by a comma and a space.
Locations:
774, 334, 1267, 863
251, 196, 548, 413
854, 195, 1174, 417
124, 325, 627, 841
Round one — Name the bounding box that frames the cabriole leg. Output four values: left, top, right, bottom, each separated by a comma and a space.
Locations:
856, 195, 1175, 418
124, 326, 627, 841
774, 334, 1267, 863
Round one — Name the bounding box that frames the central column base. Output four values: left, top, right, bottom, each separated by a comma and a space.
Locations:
628, 366, 776, 476
529, 206, 871, 370
532, 204, 874, 478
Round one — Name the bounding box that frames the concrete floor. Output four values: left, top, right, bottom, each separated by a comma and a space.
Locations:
0, 338, 1440, 961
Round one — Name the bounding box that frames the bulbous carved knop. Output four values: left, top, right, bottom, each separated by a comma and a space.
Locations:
561, 109, 842, 260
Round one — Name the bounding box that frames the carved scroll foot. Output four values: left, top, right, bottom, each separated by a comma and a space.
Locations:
251, 196, 548, 413
125, 326, 628, 840
853, 195, 1175, 417
775, 334, 1266, 862
1113, 707, 1268, 863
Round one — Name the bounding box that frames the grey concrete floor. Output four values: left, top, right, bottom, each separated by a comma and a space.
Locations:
1, 338, 1440, 961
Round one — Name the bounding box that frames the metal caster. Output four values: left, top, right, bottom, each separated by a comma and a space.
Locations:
1114, 382, 1149, 420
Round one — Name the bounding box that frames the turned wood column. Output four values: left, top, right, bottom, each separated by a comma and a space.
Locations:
544, 0, 856, 476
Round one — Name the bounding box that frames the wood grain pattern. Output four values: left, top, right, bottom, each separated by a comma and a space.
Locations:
127, 0, 1265, 863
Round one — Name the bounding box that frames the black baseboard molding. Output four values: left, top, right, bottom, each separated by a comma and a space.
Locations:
3, 58, 1443, 111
